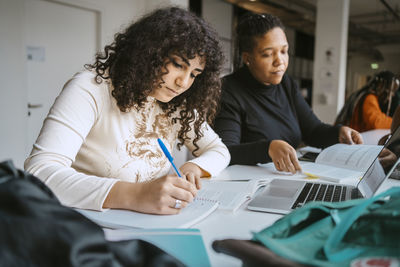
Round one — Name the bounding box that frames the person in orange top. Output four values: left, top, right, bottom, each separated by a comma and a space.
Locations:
336, 71, 400, 132
350, 93, 392, 132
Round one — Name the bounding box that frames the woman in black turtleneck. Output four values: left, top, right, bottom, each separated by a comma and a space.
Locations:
213, 12, 362, 174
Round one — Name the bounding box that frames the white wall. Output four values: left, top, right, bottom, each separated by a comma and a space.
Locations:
145, 0, 188, 12
312, 0, 349, 124
0, 0, 189, 168
202, 0, 233, 74
0, 0, 28, 168
54, 0, 146, 48
347, 44, 400, 95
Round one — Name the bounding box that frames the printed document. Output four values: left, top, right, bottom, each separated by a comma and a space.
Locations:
300, 144, 383, 182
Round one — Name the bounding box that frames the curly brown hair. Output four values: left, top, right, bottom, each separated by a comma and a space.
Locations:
85, 7, 224, 154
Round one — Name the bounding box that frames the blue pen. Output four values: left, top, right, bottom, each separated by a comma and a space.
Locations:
157, 138, 182, 177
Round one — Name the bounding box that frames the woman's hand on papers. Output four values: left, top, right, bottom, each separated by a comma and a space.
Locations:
180, 162, 206, 190
269, 140, 302, 174
102, 176, 197, 214
339, 126, 363, 144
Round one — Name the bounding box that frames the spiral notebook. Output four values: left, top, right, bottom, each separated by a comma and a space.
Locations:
199, 179, 269, 212
77, 197, 218, 229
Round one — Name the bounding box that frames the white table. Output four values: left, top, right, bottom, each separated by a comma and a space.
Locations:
102, 163, 400, 266
193, 164, 400, 267
360, 129, 390, 145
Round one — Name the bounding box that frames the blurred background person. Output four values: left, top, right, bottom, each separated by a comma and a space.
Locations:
336, 71, 400, 132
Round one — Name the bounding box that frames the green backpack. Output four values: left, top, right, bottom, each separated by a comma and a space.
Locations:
253, 187, 400, 266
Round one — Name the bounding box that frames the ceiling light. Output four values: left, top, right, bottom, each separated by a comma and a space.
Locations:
371, 63, 379, 70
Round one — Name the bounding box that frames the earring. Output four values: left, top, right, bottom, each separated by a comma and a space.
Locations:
246, 62, 250, 66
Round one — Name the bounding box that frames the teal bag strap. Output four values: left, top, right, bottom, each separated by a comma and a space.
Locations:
324, 187, 400, 261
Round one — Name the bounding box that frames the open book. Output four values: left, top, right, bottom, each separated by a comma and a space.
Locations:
77, 197, 218, 229
104, 228, 210, 267
198, 179, 269, 212
299, 143, 383, 182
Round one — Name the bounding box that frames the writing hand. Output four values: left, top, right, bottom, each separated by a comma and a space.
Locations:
136, 175, 197, 214
339, 126, 363, 144
268, 140, 302, 174
103, 175, 197, 215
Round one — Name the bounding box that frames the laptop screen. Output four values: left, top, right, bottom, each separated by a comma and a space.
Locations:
358, 126, 400, 198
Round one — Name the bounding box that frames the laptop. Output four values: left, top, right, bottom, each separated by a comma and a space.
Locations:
247, 126, 400, 214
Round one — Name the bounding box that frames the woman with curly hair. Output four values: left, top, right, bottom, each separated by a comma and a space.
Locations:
24, 7, 230, 215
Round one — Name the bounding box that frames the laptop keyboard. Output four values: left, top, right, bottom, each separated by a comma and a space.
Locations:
291, 182, 359, 209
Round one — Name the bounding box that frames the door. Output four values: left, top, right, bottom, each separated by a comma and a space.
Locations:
25, 0, 98, 154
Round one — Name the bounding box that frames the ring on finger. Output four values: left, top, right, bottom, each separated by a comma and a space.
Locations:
174, 199, 182, 209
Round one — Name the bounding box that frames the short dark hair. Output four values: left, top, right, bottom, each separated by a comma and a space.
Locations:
236, 12, 285, 54
86, 7, 224, 154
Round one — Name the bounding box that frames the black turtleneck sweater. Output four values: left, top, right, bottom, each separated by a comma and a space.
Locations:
213, 67, 341, 165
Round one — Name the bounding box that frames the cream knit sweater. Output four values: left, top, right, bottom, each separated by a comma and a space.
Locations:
25, 71, 230, 210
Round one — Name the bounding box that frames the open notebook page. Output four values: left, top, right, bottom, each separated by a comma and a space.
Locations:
198, 180, 269, 212
77, 197, 218, 229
